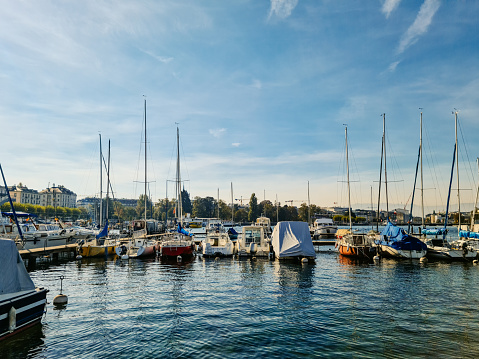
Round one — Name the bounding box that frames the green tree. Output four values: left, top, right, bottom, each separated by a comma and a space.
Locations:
181, 189, 192, 215
192, 196, 216, 218
248, 193, 258, 222
235, 208, 248, 223
136, 194, 153, 218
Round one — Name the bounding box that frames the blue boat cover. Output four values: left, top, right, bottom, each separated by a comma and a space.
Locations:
228, 227, 238, 235
177, 224, 193, 237
96, 220, 108, 239
421, 228, 447, 235
459, 230, 479, 239
378, 221, 427, 251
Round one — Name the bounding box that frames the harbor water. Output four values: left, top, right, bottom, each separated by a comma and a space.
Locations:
2, 227, 479, 358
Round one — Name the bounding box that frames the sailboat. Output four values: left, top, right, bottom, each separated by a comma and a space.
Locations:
425, 111, 477, 260
116, 99, 157, 259
78, 137, 118, 258
374, 114, 427, 259
158, 126, 195, 260
336, 125, 376, 259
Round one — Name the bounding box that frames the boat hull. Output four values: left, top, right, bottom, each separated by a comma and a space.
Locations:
338, 244, 375, 258
0, 288, 48, 340
78, 244, 117, 257
379, 245, 426, 259
159, 243, 194, 259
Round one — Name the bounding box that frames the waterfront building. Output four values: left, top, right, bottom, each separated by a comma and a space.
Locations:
40, 184, 77, 208
3, 184, 41, 205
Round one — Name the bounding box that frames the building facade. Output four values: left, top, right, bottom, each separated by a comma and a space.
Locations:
40, 185, 77, 208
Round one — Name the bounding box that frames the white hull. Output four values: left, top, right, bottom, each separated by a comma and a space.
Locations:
380, 245, 426, 259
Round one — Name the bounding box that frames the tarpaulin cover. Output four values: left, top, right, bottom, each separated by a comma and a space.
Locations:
271, 221, 315, 258
459, 230, 479, 239
0, 239, 35, 295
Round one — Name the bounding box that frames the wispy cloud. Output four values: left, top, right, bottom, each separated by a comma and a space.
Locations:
388, 61, 400, 72
267, 0, 298, 20
140, 49, 174, 63
397, 0, 440, 54
251, 79, 262, 89
382, 0, 401, 19
232, 143, 241, 147
209, 128, 226, 138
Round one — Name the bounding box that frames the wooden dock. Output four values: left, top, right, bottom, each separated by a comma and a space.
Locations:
19, 244, 78, 269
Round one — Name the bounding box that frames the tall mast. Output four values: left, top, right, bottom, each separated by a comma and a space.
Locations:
455, 111, 460, 237
383, 113, 389, 219
144, 98, 147, 223
345, 125, 352, 231
176, 125, 182, 223
217, 188, 220, 219
99, 133, 103, 227
106, 140, 110, 223
231, 182, 234, 223
420, 110, 424, 228
376, 115, 384, 231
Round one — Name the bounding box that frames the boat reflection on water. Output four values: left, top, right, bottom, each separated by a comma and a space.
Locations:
337, 254, 373, 266
0, 321, 45, 358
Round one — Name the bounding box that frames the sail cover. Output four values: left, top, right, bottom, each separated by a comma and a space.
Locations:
96, 220, 108, 239
271, 221, 315, 258
177, 224, 193, 237
0, 239, 35, 295
460, 230, 479, 239
422, 228, 447, 235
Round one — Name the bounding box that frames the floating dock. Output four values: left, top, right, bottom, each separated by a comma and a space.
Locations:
19, 244, 78, 269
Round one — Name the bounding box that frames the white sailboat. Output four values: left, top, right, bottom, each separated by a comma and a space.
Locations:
116, 98, 157, 259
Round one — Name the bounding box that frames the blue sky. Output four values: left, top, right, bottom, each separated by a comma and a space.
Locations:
1, 0, 478, 214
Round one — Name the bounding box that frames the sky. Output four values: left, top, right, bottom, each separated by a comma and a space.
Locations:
0, 0, 478, 215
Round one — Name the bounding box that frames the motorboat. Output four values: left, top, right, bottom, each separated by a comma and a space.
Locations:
237, 223, 271, 258
311, 218, 337, 242
202, 228, 234, 258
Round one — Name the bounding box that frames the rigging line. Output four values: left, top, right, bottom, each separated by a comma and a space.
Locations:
384, 127, 405, 207
458, 117, 477, 193
422, 117, 445, 210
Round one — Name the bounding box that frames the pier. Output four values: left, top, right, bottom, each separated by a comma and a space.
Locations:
19, 244, 78, 269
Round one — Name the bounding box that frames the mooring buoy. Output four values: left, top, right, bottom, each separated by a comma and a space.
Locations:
420, 256, 428, 264
53, 275, 68, 306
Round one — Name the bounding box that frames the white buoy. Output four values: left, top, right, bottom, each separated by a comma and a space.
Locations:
177, 255, 182, 262
76, 255, 83, 260
251, 256, 257, 261
301, 258, 308, 264
473, 259, 478, 265
373, 255, 380, 263
420, 256, 428, 264
53, 276, 68, 307
121, 254, 129, 260
215, 256, 220, 261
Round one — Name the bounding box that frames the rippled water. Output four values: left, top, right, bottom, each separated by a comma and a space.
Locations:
2, 233, 479, 358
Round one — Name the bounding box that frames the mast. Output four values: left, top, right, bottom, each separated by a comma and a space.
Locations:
231, 182, 234, 223
217, 188, 220, 219
376, 114, 384, 231
383, 113, 389, 220
420, 110, 424, 228
0, 164, 24, 243
345, 125, 352, 231
99, 134, 103, 228
176, 125, 183, 224
106, 140, 110, 224
455, 111, 460, 237
144, 98, 147, 223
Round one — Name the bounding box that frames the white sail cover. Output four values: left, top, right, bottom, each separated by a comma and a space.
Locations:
0, 238, 35, 295
271, 222, 315, 258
